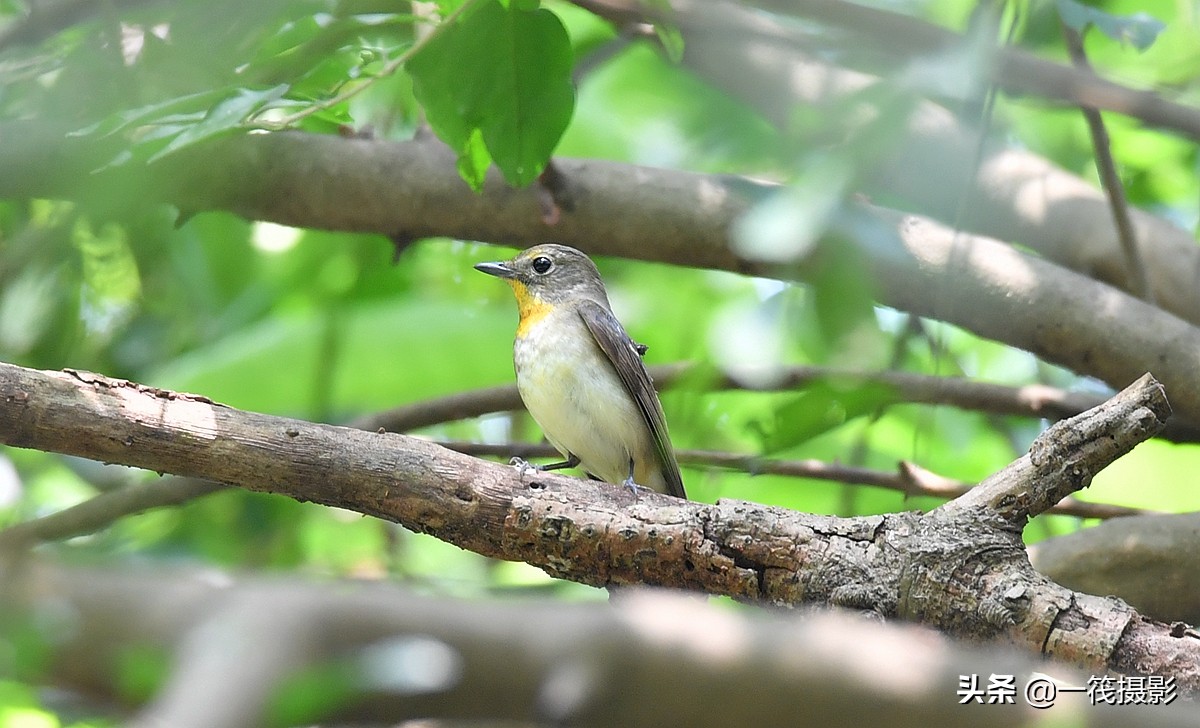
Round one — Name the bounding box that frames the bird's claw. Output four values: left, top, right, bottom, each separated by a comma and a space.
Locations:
510, 456, 536, 479
622, 477, 642, 499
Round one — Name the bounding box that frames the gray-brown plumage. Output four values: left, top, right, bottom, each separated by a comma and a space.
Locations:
475, 244, 686, 499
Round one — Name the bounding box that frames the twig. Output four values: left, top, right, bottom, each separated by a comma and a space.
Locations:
1061, 21, 1152, 303
0, 477, 224, 548
437, 440, 1153, 520
349, 380, 524, 432
363, 363, 1200, 442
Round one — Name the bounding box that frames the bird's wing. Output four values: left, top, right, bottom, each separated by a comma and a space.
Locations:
577, 299, 686, 499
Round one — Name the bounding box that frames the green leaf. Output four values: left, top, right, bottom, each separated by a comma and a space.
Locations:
810, 235, 877, 354
68, 90, 223, 139
147, 84, 291, 162
456, 128, 492, 190
114, 644, 171, 704
73, 219, 141, 338
267, 660, 357, 726
655, 24, 685, 63
1055, 0, 1165, 52
644, 0, 684, 62
256, 13, 328, 60
408, 0, 574, 187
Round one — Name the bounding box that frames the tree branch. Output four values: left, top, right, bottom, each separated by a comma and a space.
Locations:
660, 0, 1200, 323
12, 558, 1188, 728
2, 362, 1158, 551
7, 125, 1200, 426
0, 475, 223, 548
700, 0, 1200, 142
1060, 21, 1150, 303
939, 373, 1170, 524
442, 440, 1153, 521
1031, 513, 1200, 626
361, 362, 1200, 443
1, 361, 1196, 691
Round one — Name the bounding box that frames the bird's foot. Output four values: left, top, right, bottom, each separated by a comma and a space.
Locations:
510, 457, 538, 479
621, 476, 644, 499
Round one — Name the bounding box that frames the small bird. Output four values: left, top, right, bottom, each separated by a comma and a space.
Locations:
475, 244, 686, 499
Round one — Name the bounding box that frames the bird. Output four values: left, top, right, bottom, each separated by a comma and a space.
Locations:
474, 243, 686, 499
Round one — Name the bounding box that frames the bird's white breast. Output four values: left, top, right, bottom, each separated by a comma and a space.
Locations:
513, 309, 659, 488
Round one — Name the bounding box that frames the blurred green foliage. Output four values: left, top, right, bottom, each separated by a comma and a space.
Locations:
1, 0, 1200, 721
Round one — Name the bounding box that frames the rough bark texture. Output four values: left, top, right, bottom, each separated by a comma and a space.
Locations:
2, 361, 1197, 694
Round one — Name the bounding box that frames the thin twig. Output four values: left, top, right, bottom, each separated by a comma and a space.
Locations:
438, 440, 1152, 520
1061, 21, 1152, 303
362, 363, 1200, 443
0, 477, 224, 548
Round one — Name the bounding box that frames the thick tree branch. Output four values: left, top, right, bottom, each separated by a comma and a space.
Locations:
662, 0, 1200, 323
1, 364, 1155, 551
16, 0, 1200, 327
6, 126, 1200, 426
1030, 512, 1200, 625
10, 559, 1191, 728
1, 361, 1196, 691
0, 381, 1151, 552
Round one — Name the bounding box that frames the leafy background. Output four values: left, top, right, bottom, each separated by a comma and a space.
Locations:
2, 0, 1199, 723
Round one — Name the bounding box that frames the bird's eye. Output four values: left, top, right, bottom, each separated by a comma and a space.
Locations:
531, 256, 553, 274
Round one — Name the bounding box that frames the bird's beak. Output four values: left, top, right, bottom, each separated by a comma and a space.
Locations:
474, 261, 518, 279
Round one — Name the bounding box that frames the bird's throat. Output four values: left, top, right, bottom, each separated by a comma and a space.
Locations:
508, 280, 555, 338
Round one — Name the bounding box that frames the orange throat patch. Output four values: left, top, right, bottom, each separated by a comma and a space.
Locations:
508, 280, 554, 337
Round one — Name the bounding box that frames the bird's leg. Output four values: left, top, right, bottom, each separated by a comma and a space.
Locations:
510, 452, 580, 479
621, 457, 642, 498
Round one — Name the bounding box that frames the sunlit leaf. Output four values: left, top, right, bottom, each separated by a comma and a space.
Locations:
644, 0, 685, 62
655, 24, 686, 63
